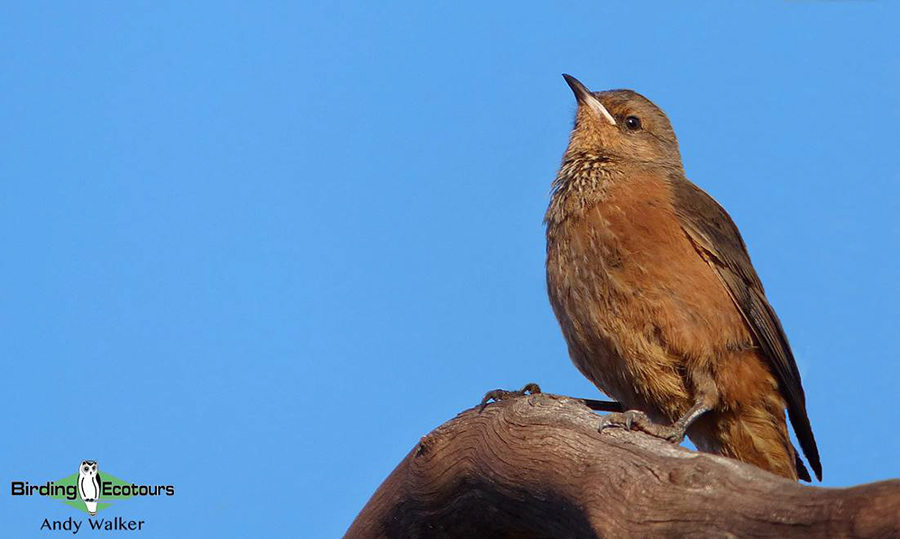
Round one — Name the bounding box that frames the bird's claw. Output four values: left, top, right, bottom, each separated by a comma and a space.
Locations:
598, 409, 687, 444
598, 410, 648, 433
479, 383, 541, 412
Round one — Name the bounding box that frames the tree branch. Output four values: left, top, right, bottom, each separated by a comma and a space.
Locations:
346, 392, 900, 538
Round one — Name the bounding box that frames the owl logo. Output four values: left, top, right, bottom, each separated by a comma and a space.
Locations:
77, 460, 100, 516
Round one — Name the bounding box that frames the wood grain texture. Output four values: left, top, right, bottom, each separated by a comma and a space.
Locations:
346, 393, 899, 538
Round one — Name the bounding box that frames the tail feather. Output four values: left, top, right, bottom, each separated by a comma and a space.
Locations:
689, 407, 805, 482
788, 405, 822, 481
794, 446, 811, 483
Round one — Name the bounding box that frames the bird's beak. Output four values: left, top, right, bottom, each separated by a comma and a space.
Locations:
562, 74, 616, 126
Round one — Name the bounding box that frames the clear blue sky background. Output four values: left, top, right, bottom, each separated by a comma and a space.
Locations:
2, 2, 898, 537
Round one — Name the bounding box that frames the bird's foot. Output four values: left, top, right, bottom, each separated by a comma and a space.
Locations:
479, 383, 541, 412
598, 410, 687, 444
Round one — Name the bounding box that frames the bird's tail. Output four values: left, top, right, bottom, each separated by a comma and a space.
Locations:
689, 406, 802, 481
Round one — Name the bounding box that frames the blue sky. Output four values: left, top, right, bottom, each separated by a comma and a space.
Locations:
2, 2, 898, 537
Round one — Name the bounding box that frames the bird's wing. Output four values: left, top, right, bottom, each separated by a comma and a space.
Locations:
669, 174, 821, 481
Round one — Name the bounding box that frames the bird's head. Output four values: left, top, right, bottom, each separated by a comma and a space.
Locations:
561, 74, 682, 168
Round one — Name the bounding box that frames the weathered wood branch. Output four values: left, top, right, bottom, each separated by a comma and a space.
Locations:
346, 392, 900, 538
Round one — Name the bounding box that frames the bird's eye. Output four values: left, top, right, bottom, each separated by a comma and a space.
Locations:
625, 116, 642, 131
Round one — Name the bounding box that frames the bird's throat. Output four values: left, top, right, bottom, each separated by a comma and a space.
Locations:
546, 156, 620, 227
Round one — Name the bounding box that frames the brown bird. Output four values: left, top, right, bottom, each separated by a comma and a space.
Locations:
545, 74, 821, 481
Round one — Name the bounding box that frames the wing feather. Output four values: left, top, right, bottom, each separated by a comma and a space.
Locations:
670, 174, 822, 480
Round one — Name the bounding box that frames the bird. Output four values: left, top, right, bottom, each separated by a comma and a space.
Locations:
545, 74, 821, 482
77, 460, 101, 516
